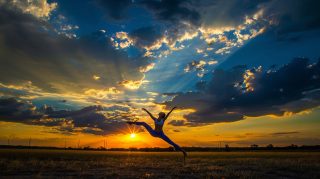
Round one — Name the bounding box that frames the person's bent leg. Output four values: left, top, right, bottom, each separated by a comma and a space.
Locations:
132, 122, 158, 137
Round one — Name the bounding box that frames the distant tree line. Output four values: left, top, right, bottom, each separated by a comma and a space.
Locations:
0, 144, 319, 152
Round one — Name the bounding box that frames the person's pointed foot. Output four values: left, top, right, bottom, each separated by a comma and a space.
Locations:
183, 150, 187, 158
180, 148, 187, 158
182, 150, 187, 165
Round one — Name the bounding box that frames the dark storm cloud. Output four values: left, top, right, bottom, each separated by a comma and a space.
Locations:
264, 0, 320, 35
96, 0, 320, 34
139, 0, 200, 25
141, 0, 320, 33
95, 0, 133, 20
196, 0, 268, 28
218, 0, 320, 73
0, 98, 42, 121
0, 4, 149, 93
0, 98, 130, 135
130, 26, 163, 47
44, 105, 129, 135
165, 58, 320, 125
195, 0, 320, 36
97, 0, 258, 26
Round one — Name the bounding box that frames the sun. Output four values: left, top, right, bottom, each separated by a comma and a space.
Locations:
130, 133, 136, 138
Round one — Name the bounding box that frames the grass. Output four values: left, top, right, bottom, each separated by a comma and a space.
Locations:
0, 149, 319, 178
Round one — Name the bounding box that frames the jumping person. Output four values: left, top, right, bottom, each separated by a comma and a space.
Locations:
127, 107, 187, 159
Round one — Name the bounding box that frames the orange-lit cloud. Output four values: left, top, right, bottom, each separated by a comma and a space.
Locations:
139, 63, 155, 73
84, 87, 122, 99
92, 75, 101, 80
1, 0, 57, 19
118, 77, 149, 90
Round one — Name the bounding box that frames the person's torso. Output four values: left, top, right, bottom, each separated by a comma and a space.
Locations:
154, 118, 164, 131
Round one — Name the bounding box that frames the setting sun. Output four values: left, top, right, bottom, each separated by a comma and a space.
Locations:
130, 133, 136, 138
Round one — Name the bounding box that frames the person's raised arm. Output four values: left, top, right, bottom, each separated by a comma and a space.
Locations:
164, 106, 177, 120
142, 108, 156, 121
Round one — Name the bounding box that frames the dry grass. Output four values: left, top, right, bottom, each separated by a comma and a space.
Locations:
0, 149, 319, 178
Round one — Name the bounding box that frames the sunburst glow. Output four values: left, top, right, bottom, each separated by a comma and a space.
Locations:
130, 133, 136, 138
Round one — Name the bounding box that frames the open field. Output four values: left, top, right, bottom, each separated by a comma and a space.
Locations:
0, 149, 319, 178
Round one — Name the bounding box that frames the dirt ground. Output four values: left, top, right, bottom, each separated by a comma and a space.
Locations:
0, 149, 319, 178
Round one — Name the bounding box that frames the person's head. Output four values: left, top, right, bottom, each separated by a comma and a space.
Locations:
158, 112, 166, 119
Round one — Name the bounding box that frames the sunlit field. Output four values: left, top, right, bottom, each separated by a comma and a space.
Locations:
0, 149, 319, 178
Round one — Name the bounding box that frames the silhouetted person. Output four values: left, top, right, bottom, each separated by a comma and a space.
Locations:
127, 107, 187, 159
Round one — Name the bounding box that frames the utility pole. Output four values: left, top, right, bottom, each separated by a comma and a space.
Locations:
28, 137, 31, 147
64, 137, 67, 149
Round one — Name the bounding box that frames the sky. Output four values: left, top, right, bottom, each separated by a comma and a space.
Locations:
0, 0, 320, 148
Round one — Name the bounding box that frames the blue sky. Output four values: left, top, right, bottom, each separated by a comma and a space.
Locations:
0, 0, 320, 147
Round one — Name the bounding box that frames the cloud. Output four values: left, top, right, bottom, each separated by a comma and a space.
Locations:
271, 131, 300, 136
0, 0, 57, 19
97, 1, 264, 60
112, 31, 134, 49
97, 1, 202, 57
92, 75, 100, 81
168, 120, 185, 126
118, 78, 149, 90
97, 0, 320, 51
0, 82, 43, 99
184, 60, 218, 77
97, 0, 263, 28
134, 0, 320, 57
0, 4, 150, 94
196, 0, 268, 29
139, 0, 200, 26
184, 60, 207, 73
128, 24, 199, 57
0, 98, 42, 121
0, 98, 131, 135
165, 58, 320, 125
139, 63, 155, 73
84, 87, 122, 99
130, 26, 163, 48
263, 0, 320, 35
195, 0, 320, 37
208, 60, 218, 65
